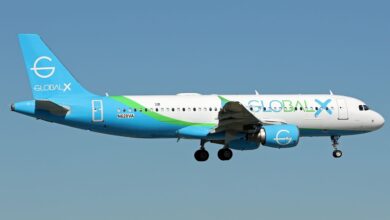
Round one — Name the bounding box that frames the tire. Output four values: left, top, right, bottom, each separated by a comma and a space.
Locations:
218, 148, 233, 161
194, 149, 209, 162
332, 150, 343, 158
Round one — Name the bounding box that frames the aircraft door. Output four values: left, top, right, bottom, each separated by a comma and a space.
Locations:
336, 98, 349, 120
92, 100, 104, 122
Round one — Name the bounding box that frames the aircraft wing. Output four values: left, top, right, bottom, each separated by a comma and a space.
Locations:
214, 101, 260, 133
213, 101, 287, 133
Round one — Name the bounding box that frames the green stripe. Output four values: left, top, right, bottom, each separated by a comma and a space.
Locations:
111, 96, 216, 127
218, 95, 230, 106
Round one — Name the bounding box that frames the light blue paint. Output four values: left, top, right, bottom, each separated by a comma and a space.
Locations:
18, 34, 95, 99
177, 125, 214, 139
262, 124, 300, 148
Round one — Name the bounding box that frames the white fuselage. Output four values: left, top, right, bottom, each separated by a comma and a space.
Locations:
119, 94, 384, 136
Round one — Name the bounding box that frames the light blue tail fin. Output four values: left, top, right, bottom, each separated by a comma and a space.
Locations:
18, 34, 94, 99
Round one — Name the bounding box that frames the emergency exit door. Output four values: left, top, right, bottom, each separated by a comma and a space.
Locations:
92, 100, 104, 122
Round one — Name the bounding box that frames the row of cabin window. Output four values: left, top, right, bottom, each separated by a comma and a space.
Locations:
249, 106, 334, 111
118, 107, 221, 113
118, 106, 335, 113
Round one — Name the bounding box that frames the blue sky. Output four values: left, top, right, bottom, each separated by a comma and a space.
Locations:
1, 0, 389, 219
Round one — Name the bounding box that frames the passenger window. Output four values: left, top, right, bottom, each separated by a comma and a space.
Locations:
214, 107, 218, 111
209, 107, 212, 111
172, 108, 175, 112
155, 108, 159, 112
182, 108, 185, 112
193, 108, 196, 111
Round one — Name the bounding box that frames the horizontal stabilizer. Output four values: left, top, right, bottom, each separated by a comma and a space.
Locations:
36, 100, 69, 116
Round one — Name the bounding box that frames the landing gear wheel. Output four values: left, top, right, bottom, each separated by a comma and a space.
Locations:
331, 136, 343, 159
332, 149, 343, 158
194, 149, 209, 162
218, 148, 233, 161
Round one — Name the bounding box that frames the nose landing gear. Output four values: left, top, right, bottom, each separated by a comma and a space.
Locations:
331, 135, 343, 158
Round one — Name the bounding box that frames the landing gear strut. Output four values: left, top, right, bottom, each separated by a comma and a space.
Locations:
194, 140, 209, 162
331, 135, 343, 158
218, 147, 233, 161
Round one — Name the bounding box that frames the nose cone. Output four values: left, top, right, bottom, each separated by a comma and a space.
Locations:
372, 112, 385, 130
378, 114, 385, 128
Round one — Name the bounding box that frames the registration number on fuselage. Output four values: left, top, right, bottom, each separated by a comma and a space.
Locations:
117, 113, 135, 119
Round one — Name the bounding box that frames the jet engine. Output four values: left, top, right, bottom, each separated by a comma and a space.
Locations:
248, 124, 300, 148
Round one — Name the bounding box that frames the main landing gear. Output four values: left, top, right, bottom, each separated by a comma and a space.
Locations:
194, 148, 209, 162
194, 140, 233, 162
218, 147, 233, 161
194, 140, 209, 162
331, 135, 343, 158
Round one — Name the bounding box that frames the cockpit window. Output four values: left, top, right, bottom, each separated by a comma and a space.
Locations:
359, 105, 370, 111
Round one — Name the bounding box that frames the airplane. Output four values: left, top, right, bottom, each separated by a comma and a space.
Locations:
11, 34, 385, 162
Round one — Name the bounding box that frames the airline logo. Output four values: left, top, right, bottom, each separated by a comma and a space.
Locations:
248, 99, 333, 117
30, 56, 55, 79
33, 83, 71, 92
314, 99, 333, 117
274, 129, 292, 145
30, 56, 72, 92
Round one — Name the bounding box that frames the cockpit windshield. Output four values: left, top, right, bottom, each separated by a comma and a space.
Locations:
359, 105, 370, 111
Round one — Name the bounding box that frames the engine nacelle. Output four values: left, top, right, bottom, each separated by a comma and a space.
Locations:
249, 124, 300, 148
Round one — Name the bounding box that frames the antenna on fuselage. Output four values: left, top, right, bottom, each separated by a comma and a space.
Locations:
255, 90, 260, 95
329, 90, 334, 95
